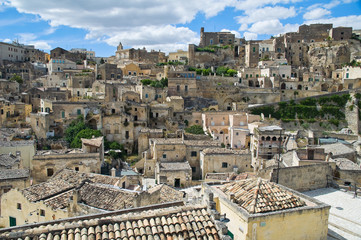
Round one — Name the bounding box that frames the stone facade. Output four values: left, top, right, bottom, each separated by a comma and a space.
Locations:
200, 148, 252, 179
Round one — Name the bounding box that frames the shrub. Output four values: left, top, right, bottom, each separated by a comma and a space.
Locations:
185, 125, 204, 135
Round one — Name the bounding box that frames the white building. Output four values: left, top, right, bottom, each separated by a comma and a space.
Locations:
47, 59, 77, 75
0, 42, 26, 62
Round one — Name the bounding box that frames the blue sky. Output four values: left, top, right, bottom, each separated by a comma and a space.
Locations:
0, 0, 360, 57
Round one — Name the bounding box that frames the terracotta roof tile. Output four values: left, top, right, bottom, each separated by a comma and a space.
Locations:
218, 178, 306, 214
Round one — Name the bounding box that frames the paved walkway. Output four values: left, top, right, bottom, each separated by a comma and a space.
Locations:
304, 188, 361, 240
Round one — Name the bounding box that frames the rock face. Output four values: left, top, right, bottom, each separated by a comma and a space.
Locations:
308, 41, 350, 68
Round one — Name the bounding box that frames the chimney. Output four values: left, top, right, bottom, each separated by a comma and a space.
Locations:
111, 167, 116, 177
72, 189, 81, 203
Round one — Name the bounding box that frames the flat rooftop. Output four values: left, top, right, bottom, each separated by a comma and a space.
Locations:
304, 188, 361, 240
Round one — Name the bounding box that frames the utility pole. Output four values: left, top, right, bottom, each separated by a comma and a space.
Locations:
276, 130, 282, 184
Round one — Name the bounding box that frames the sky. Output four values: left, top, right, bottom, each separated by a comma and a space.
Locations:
0, 0, 360, 57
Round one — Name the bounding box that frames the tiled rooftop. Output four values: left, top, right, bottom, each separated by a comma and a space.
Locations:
0, 153, 20, 168
81, 137, 103, 148
0, 169, 29, 180
218, 178, 306, 214
147, 184, 184, 203
150, 138, 220, 147
35, 149, 85, 156
53, 169, 121, 186
79, 182, 137, 211
0, 204, 221, 240
317, 143, 355, 156
332, 158, 361, 170
159, 161, 191, 171
0, 140, 35, 147
21, 179, 74, 202
202, 148, 249, 155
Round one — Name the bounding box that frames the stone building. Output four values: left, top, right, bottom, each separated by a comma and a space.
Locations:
167, 71, 197, 97
168, 49, 188, 63
245, 41, 259, 68
250, 125, 285, 170
120, 62, 151, 77
31, 138, 104, 183
0, 79, 19, 95
203, 179, 330, 240
0, 202, 225, 239
0, 140, 36, 170
47, 59, 77, 75
201, 111, 260, 149
50, 47, 86, 63
0, 41, 27, 62
0, 169, 185, 228
199, 27, 235, 47
0, 99, 32, 128
97, 63, 122, 81
329, 27, 352, 41
142, 137, 221, 182
0, 153, 30, 215
115, 42, 167, 64
200, 148, 252, 179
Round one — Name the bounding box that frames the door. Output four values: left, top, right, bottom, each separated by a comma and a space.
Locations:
174, 178, 180, 188
9, 216, 16, 227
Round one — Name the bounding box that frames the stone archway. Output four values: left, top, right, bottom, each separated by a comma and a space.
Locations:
281, 83, 286, 89
321, 83, 328, 91
88, 118, 98, 130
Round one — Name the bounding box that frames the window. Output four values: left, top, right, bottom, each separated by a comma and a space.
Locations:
145, 94, 148, 98
192, 167, 196, 173
61, 111, 65, 118
75, 167, 79, 171
185, 85, 188, 92
222, 162, 228, 168
111, 74, 115, 79
346, 73, 349, 78
47, 168, 54, 177
77, 109, 81, 115
40, 209, 45, 217
191, 151, 197, 157
177, 85, 180, 92
236, 132, 239, 136
163, 154, 166, 158
17, 203, 21, 210
253, 47, 256, 52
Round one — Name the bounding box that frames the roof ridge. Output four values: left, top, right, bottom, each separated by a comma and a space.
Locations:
250, 178, 261, 213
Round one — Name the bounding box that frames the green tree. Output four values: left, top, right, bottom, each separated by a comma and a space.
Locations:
64, 116, 87, 144
185, 125, 204, 135
70, 129, 102, 148
226, 69, 237, 77
10, 74, 23, 84
216, 66, 228, 76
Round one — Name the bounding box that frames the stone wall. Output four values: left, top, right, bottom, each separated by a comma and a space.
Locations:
270, 163, 333, 192
337, 169, 361, 185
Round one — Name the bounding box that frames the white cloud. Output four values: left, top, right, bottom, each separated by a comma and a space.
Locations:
236, 6, 296, 24
248, 19, 298, 35
233, 0, 302, 11
304, 15, 361, 29
323, 0, 341, 9
244, 32, 258, 40
221, 29, 241, 38
6, 0, 238, 52
15, 33, 51, 50
239, 23, 248, 31
29, 41, 51, 50
2, 38, 12, 43
303, 8, 331, 20
16, 33, 37, 42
